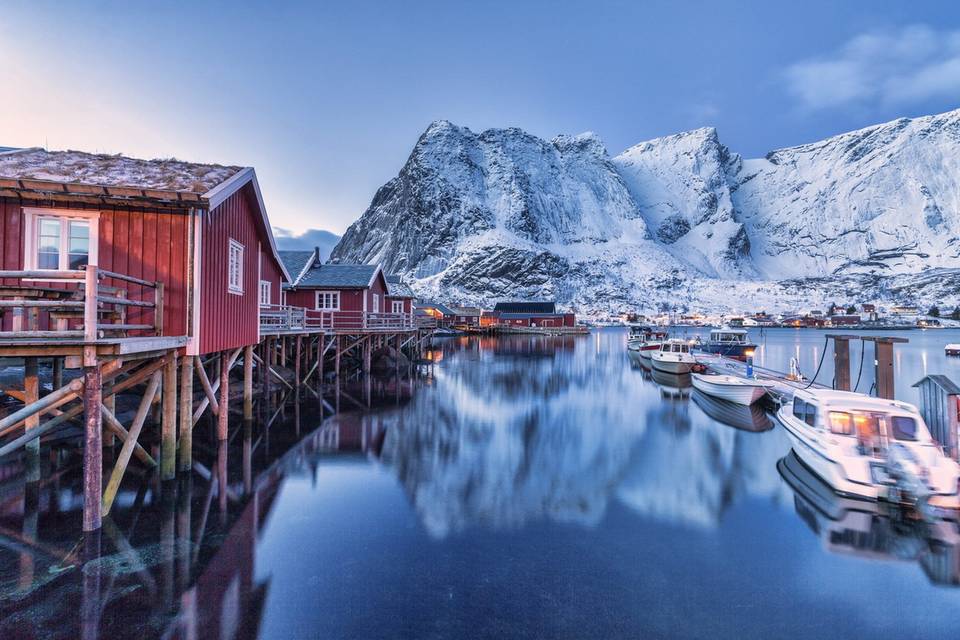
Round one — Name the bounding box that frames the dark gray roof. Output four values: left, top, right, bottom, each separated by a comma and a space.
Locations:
493, 301, 556, 314
498, 312, 566, 319
385, 275, 416, 298
913, 374, 960, 394
279, 250, 315, 284
298, 263, 378, 288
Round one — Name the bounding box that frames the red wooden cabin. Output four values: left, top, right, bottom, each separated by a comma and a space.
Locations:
0, 147, 290, 356
385, 275, 416, 315
488, 302, 575, 328
279, 249, 412, 331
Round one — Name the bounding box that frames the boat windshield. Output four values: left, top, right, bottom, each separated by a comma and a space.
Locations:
712, 331, 746, 344
671, 343, 689, 353
830, 411, 923, 449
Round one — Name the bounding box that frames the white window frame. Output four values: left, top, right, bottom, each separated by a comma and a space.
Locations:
391, 300, 404, 314
23, 208, 99, 273
372, 293, 380, 313
259, 280, 271, 307
315, 290, 340, 311
227, 238, 244, 295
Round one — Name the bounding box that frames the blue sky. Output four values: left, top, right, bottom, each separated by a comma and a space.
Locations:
2, 1, 960, 234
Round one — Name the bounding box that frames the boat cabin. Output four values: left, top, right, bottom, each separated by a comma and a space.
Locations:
708, 328, 749, 345
790, 389, 932, 453
660, 340, 691, 354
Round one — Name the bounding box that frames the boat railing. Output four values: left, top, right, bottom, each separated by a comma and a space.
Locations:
0, 265, 164, 341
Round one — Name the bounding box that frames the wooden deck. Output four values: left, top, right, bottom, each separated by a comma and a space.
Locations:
0, 335, 189, 358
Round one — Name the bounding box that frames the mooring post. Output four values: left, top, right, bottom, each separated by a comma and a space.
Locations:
218, 351, 229, 440
82, 365, 103, 532
161, 352, 178, 480
875, 339, 895, 400
243, 344, 254, 421
829, 335, 853, 391
179, 354, 193, 472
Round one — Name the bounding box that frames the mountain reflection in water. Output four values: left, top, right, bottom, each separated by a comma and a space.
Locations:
6, 328, 960, 639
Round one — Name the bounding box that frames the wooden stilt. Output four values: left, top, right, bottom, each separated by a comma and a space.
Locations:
363, 335, 371, 373
179, 354, 194, 472
281, 336, 287, 367
161, 352, 178, 480
218, 351, 229, 440
295, 336, 302, 386
243, 344, 254, 421
52, 357, 63, 392
23, 357, 39, 481
82, 365, 103, 532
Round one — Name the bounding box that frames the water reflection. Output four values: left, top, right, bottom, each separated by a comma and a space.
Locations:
778, 451, 960, 586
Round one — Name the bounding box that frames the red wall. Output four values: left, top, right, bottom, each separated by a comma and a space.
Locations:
0, 199, 190, 335
259, 249, 283, 306
385, 297, 413, 313
286, 287, 364, 311
199, 186, 261, 354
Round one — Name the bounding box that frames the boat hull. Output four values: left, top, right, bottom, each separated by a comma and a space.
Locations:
698, 342, 757, 359
690, 374, 771, 405
651, 355, 695, 374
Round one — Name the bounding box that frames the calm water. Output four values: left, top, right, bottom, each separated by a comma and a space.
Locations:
4, 327, 960, 639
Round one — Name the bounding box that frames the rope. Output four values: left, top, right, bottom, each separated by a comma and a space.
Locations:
852, 338, 867, 393
803, 335, 830, 389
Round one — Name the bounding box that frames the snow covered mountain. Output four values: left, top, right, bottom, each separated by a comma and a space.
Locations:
330, 110, 960, 313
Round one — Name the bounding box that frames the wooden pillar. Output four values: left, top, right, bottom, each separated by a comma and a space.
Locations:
52, 357, 63, 391
161, 352, 178, 480
281, 336, 287, 367
82, 365, 103, 532
319, 336, 326, 385
334, 335, 341, 380
24, 357, 40, 481
295, 336, 302, 386
875, 339, 895, 400
243, 344, 254, 421
832, 337, 852, 392
218, 351, 229, 440
179, 354, 194, 472
363, 335, 371, 373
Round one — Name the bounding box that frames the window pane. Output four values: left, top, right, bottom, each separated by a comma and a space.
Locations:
892, 416, 918, 441
829, 411, 853, 435
793, 399, 805, 419
69, 221, 89, 240
39, 219, 61, 240
38, 252, 59, 269
68, 253, 88, 269
804, 404, 817, 427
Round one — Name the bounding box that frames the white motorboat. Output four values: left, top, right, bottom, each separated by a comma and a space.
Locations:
775, 388, 960, 511
946, 343, 960, 357
650, 339, 697, 374
691, 373, 775, 406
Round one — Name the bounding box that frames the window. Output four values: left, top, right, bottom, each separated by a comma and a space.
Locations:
793, 398, 806, 420
259, 280, 271, 307
372, 293, 380, 313
828, 411, 854, 436
316, 291, 340, 311
28, 212, 95, 271
228, 239, 244, 294
392, 300, 404, 314
891, 416, 918, 441
804, 403, 817, 427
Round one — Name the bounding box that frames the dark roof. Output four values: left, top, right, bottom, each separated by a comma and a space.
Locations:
493, 301, 557, 314
279, 250, 315, 284
297, 263, 379, 288
452, 306, 482, 315
384, 274, 416, 298
913, 374, 960, 394
498, 312, 567, 319
416, 302, 456, 316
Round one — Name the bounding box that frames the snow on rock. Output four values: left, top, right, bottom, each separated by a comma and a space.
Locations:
331, 110, 960, 314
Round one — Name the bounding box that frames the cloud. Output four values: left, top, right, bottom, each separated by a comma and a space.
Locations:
784, 25, 960, 110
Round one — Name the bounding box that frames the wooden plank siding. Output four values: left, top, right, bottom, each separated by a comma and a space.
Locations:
198, 186, 263, 354
259, 249, 283, 306
0, 198, 190, 335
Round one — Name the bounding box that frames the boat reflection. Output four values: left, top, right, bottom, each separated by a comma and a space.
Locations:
650, 368, 691, 399
691, 390, 773, 432
778, 451, 960, 586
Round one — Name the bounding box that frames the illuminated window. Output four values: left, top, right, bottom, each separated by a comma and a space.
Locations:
228, 239, 244, 294
828, 411, 854, 435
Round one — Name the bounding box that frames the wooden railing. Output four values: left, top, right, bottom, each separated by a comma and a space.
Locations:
0, 265, 163, 340
259, 306, 418, 332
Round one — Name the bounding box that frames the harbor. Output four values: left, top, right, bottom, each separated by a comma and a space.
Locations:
3, 327, 960, 638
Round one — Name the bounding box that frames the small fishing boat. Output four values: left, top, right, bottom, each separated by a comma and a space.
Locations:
946, 343, 960, 357
692, 390, 772, 432
690, 373, 775, 406
651, 339, 697, 374
696, 327, 757, 359
775, 388, 960, 511
627, 325, 668, 354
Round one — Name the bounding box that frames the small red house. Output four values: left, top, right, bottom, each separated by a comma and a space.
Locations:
488, 302, 575, 328
0, 147, 290, 356
385, 274, 416, 316
280, 249, 400, 330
